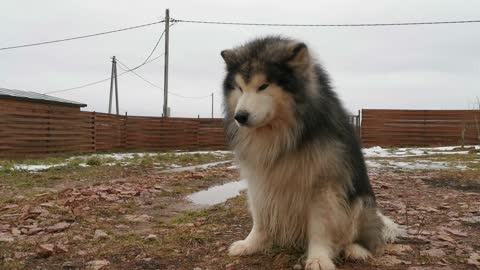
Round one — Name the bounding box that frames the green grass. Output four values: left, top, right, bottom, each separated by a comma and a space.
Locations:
0, 151, 232, 172
369, 152, 480, 170
0, 165, 128, 190
0, 151, 233, 206
171, 209, 210, 224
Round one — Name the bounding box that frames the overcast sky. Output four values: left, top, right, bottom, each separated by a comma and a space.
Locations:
1, 1, 479, 117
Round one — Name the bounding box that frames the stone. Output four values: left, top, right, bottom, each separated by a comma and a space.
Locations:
384, 244, 413, 256
374, 255, 409, 266
420, 248, 446, 258
2, 204, 19, 210
86, 260, 110, 270
458, 216, 480, 224
93, 230, 109, 240
62, 261, 78, 270
0, 235, 14, 243
125, 214, 153, 222
467, 252, 480, 267
73, 235, 85, 242
407, 267, 453, 270
37, 244, 55, 258
54, 244, 68, 253
11, 228, 21, 236
46, 222, 71, 233
114, 224, 130, 230
146, 234, 157, 241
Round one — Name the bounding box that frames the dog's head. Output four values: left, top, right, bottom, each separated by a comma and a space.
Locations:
221, 36, 316, 129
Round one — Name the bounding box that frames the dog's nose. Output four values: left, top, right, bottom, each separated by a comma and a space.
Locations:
234, 111, 250, 125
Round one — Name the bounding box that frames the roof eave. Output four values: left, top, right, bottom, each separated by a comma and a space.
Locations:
0, 95, 87, 107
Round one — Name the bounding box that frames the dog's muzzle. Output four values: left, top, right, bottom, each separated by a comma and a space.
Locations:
234, 111, 250, 126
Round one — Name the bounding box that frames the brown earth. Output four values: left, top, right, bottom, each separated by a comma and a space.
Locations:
0, 159, 479, 270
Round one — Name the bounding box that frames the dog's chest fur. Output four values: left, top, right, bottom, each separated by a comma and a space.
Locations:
239, 142, 349, 247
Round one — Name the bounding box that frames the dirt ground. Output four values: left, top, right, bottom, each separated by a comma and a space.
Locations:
0, 152, 479, 270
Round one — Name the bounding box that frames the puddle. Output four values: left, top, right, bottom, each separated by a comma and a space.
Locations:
159, 161, 233, 173
186, 180, 247, 206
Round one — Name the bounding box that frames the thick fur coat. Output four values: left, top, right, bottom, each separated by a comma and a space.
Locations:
221, 36, 400, 270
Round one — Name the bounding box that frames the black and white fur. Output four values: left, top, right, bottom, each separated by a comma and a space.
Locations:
221, 36, 400, 270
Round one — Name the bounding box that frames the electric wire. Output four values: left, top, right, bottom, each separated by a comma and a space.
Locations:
44, 53, 165, 94
171, 18, 480, 27
0, 20, 165, 51
116, 58, 211, 99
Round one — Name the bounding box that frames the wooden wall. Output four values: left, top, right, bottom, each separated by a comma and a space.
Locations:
361, 109, 480, 147
0, 99, 227, 158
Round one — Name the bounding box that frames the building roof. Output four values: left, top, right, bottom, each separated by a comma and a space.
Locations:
0, 88, 87, 107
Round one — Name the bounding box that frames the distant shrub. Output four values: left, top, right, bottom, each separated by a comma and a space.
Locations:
86, 156, 103, 166
67, 158, 83, 167
139, 156, 154, 167
0, 160, 15, 172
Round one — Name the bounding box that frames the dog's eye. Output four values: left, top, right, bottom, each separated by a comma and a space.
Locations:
238, 86, 243, 92
258, 84, 269, 91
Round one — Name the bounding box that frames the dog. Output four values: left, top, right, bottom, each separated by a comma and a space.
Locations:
220, 36, 401, 270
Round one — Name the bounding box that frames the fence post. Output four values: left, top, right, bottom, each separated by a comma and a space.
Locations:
358, 109, 362, 140
123, 112, 128, 151
93, 112, 97, 153
46, 105, 51, 156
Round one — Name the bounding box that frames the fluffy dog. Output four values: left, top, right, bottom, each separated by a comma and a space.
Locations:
220, 36, 400, 270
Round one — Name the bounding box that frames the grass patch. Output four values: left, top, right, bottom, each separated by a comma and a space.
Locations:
171, 209, 210, 224
0, 165, 132, 191
0, 160, 15, 172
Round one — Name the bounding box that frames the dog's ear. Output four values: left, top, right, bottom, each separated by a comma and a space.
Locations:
220, 49, 237, 66
287, 43, 310, 70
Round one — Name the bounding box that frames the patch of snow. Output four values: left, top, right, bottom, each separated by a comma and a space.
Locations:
71, 151, 232, 162
167, 150, 232, 156
365, 160, 383, 168
363, 145, 479, 158
362, 146, 393, 158
227, 165, 239, 170
160, 161, 232, 173
13, 164, 66, 172
388, 161, 450, 170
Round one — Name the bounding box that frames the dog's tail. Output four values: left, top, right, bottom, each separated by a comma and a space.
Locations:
377, 211, 405, 243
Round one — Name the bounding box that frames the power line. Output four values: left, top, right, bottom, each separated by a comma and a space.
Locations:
116, 58, 163, 89
44, 53, 165, 94
127, 22, 176, 71
0, 20, 165, 51
3, 17, 479, 52
44, 23, 169, 95
172, 18, 480, 27
116, 57, 211, 99
45, 76, 117, 94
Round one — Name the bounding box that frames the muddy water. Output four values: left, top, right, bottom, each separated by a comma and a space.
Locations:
186, 180, 247, 206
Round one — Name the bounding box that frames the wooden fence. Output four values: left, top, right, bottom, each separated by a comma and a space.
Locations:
361, 109, 480, 147
0, 100, 227, 158
3, 100, 480, 158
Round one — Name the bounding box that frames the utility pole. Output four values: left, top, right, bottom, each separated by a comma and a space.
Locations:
108, 57, 114, 114
114, 56, 119, 115
211, 92, 214, 118
163, 9, 170, 117
108, 56, 120, 115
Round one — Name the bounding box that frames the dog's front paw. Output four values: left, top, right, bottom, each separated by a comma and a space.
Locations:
228, 240, 259, 256
305, 257, 336, 270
